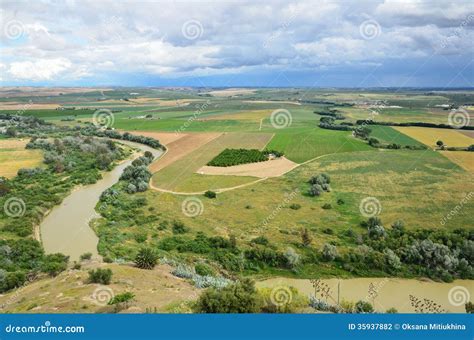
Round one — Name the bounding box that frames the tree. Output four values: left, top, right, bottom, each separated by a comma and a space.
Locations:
301, 228, 312, 247
368, 137, 379, 146
194, 279, 263, 313
436, 140, 444, 148
134, 247, 158, 269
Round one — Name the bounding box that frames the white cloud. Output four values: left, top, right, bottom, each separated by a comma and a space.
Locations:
8, 58, 72, 81
0, 0, 472, 84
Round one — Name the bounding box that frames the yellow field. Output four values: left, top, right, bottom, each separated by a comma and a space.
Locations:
440, 151, 474, 172
0, 139, 43, 178
394, 127, 473, 148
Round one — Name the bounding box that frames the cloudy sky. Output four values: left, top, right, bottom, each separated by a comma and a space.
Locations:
0, 0, 473, 87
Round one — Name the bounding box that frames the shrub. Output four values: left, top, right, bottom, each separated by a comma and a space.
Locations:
194, 279, 263, 313
103, 256, 113, 263
465, 302, 474, 313
322, 228, 334, 235
251, 236, 269, 246
284, 247, 300, 268
134, 247, 158, 269
80, 252, 92, 261
337, 198, 345, 205
172, 221, 189, 234
368, 224, 386, 239
354, 300, 374, 313
308, 184, 322, 197
386, 307, 398, 313
322, 244, 338, 261
134, 232, 147, 243
108, 292, 135, 311
289, 203, 301, 210
384, 249, 401, 270
88, 268, 113, 284
204, 190, 217, 199
195, 263, 215, 276
40, 253, 69, 277
322, 203, 332, 210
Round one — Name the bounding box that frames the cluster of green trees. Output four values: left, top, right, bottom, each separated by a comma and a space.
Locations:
307, 173, 331, 197
356, 120, 474, 131
120, 152, 154, 193
0, 239, 68, 293
207, 148, 283, 167
80, 127, 163, 150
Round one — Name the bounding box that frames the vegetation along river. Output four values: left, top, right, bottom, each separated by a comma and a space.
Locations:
40, 140, 163, 261
257, 277, 473, 313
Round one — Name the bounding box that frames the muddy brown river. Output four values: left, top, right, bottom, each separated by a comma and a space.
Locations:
40, 140, 162, 261
257, 277, 473, 313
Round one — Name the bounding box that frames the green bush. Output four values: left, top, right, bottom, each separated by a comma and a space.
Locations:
354, 300, 374, 313
172, 221, 189, 234
194, 279, 263, 313
88, 268, 113, 284
40, 253, 69, 277
195, 263, 215, 276
80, 252, 92, 261
204, 190, 217, 199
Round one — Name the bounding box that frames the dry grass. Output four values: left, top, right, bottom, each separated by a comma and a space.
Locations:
198, 157, 298, 178
440, 151, 474, 172
0, 262, 198, 313
0, 139, 43, 178
394, 127, 473, 148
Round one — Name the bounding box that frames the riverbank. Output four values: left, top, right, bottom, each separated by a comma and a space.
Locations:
39, 140, 163, 261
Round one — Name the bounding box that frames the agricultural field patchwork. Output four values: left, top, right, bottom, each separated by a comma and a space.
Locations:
0, 87, 473, 316
394, 127, 474, 148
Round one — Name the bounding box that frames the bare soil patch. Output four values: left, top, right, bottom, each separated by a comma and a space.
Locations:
198, 156, 298, 178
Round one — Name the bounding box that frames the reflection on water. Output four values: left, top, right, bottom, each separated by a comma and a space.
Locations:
40, 141, 162, 261
257, 277, 473, 313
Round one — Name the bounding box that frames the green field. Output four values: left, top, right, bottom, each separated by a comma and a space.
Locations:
266, 127, 372, 163
367, 126, 424, 146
